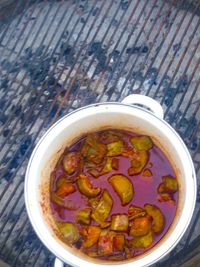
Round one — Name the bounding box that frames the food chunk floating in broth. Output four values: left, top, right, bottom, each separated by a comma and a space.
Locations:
50, 130, 178, 261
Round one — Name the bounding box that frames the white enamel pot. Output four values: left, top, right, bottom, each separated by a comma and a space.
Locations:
24, 94, 196, 267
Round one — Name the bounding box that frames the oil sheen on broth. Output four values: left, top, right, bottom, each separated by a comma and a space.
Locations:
50, 130, 178, 261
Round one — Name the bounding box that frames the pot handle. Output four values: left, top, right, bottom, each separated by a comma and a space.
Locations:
54, 258, 64, 267
121, 94, 164, 119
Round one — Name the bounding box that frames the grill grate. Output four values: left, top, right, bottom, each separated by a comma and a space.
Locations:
0, 0, 200, 266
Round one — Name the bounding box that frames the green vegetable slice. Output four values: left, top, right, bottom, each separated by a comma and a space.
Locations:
130, 136, 153, 151
107, 141, 124, 156
77, 174, 101, 198
91, 189, 113, 224
144, 204, 165, 233
63, 152, 81, 175
76, 208, 92, 225
108, 174, 134, 205
110, 214, 129, 232
58, 222, 79, 245
81, 135, 107, 164
128, 150, 149, 175
129, 230, 153, 248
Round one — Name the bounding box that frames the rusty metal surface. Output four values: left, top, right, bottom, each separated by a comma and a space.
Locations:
0, 0, 199, 266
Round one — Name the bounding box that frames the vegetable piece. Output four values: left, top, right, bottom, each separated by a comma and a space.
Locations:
125, 247, 134, 259
129, 216, 151, 237
88, 157, 119, 177
113, 234, 125, 251
56, 182, 76, 197
63, 152, 80, 175
81, 135, 107, 164
87, 169, 100, 178
100, 158, 113, 175
157, 176, 178, 204
129, 230, 153, 249
88, 197, 100, 209
80, 226, 101, 248
77, 174, 101, 198
144, 204, 165, 233
162, 176, 178, 193
107, 141, 124, 156
56, 176, 67, 189
56, 176, 78, 188
99, 131, 121, 144
128, 205, 145, 216
76, 208, 92, 225
128, 150, 149, 175
98, 230, 115, 255
122, 147, 136, 158
130, 136, 153, 151
108, 174, 134, 205
158, 193, 175, 205
58, 222, 79, 244
111, 158, 119, 170
110, 214, 129, 232
51, 193, 79, 210
142, 169, 152, 177
91, 190, 113, 224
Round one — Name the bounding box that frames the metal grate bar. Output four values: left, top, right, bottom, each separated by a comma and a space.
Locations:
176, 79, 200, 130
1, 217, 31, 266
49, 0, 143, 125
166, 46, 200, 123
56, 0, 130, 112
111, 0, 178, 101
160, 25, 200, 108
53, 0, 145, 117
0, 2, 59, 116
0, 0, 80, 157
0, 1, 80, 159
109, 0, 182, 103
151, 5, 200, 99
102, 0, 177, 102
0, 0, 31, 44
95, 1, 172, 102
0, 0, 41, 61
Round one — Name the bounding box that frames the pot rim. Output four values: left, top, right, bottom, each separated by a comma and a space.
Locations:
24, 101, 196, 267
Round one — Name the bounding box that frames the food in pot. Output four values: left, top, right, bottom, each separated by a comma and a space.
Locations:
50, 130, 178, 261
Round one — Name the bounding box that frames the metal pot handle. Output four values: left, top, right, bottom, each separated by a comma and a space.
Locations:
122, 94, 164, 119
54, 258, 64, 267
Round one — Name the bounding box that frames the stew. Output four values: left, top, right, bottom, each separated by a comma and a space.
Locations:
50, 130, 178, 261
